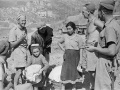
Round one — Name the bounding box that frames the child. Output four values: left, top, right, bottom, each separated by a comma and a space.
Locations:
27, 44, 49, 90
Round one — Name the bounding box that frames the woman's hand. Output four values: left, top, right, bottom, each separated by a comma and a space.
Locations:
42, 70, 46, 76
38, 68, 43, 74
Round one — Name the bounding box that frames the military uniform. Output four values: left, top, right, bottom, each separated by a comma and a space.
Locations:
95, 1, 120, 89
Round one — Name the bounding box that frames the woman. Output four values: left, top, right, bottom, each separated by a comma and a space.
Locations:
58, 22, 83, 90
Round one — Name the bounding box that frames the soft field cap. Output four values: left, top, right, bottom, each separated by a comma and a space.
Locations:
100, 0, 115, 10
17, 14, 26, 21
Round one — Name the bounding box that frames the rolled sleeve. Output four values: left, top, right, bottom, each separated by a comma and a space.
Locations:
105, 27, 117, 45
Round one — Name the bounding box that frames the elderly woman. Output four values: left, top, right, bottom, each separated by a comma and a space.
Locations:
58, 21, 83, 90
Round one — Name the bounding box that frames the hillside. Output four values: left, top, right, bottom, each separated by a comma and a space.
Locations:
0, 1, 17, 8
0, 0, 101, 22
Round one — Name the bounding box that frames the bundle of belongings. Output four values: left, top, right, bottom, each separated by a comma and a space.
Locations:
48, 65, 62, 89
49, 65, 62, 82
23, 64, 42, 84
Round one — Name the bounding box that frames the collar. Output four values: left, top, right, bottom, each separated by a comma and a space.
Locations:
17, 25, 26, 30
105, 17, 114, 26
88, 15, 96, 24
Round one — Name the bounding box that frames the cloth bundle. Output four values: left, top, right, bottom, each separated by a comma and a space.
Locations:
49, 65, 62, 82
24, 64, 42, 84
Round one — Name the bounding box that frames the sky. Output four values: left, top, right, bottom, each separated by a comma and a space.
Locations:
0, 0, 30, 1
0, 0, 28, 8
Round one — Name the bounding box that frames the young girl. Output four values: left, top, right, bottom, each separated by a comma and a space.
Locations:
27, 44, 49, 90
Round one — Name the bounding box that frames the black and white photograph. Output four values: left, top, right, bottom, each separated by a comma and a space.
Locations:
0, 0, 120, 90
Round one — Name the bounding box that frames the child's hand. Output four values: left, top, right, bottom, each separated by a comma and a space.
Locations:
38, 69, 43, 74
43, 70, 46, 76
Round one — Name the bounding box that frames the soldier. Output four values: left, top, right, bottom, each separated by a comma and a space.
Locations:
82, 3, 100, 90
86, 0, 120, 90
